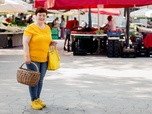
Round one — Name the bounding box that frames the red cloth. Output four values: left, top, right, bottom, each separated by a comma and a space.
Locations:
143, 34, 152, 48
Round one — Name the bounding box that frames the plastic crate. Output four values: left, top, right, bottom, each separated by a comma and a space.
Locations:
107, 31, 121, 37
51, 30, 59, 39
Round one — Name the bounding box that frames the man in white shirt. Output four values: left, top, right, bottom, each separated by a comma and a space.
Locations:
103, 15, 116, 31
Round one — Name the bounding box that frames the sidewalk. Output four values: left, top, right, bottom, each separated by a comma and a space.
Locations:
0, 39, 152, 114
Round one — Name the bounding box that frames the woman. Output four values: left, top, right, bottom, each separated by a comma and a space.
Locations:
103, 15, 116, 31
52, 17, 59, 30
22, 7, 57, 110
60, 15, 65, 39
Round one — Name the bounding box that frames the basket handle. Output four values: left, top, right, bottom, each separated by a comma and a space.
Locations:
19, 62, 39, 72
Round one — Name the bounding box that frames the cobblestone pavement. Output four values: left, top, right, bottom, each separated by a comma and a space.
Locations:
0, 40, 152, 114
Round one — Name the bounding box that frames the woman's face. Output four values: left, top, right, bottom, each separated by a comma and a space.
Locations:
36, 13, 47, 23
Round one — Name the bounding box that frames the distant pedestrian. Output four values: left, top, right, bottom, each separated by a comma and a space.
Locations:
26, 15, 33, 24
120, 16, 126, 32
80, 20, 87, 28
121, 16, 126, 29
63, 17, 78, 51
52, 17, 59, 30
60, 15, 65, 39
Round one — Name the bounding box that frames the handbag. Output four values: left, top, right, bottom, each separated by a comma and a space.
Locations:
47, 46, 60, 70
16, 62, 40, 87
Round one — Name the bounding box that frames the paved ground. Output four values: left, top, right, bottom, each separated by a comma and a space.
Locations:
1, 39, 152, 114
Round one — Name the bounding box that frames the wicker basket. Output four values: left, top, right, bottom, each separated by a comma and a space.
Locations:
17, 62, 40, 87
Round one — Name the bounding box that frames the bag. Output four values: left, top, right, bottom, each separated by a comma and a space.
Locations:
16, 62, 40, 87
47, 46, 60, 70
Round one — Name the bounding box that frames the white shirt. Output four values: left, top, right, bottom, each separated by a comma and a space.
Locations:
107, 20, 116, 30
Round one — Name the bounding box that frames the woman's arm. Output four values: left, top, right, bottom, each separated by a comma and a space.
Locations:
23, 35, 31, 64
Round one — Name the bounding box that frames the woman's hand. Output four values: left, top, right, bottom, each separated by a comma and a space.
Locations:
51, 41, 58, 46
25, 56, 31, 64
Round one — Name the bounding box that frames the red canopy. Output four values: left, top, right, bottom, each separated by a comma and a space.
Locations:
34, 0, 46, 8
34, 0, 152, 9
45, 0, 152, 9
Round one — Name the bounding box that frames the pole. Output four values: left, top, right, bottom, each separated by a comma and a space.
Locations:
126, 8, 130, 47
88, 8, 92, 27
98, 7, 100, 29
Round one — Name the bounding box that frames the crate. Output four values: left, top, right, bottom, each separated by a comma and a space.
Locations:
107, 31, 121, 37
107, 40, 120, 57
51, 30, 59, 39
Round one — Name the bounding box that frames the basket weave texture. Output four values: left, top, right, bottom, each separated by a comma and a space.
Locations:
17, 62, 40, 87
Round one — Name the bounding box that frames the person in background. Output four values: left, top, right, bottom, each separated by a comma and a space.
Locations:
80, 20, 87, 28
103, 15, 116, 31
120, 16, 126, 32
63, 17, 78, 51
27, 15, 33, 24
60, 15, 65, 39
52, 17, 59, 30
22, 7, 57, 110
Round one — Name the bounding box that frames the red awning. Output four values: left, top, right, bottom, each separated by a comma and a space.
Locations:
34, 0, 46, 8
45, 0, 152, 9
34, 0, 152, 9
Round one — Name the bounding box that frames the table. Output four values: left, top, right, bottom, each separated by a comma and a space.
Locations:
70, 34, 108, 54
70, 33, 125, 56
0, 32, 23, 48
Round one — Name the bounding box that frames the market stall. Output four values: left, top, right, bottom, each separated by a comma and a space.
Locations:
0, 32, 23, 48
0, 21, 24, 48
70, 29, 124, 56
71, 33, 107, 55
0, 0, 29, 48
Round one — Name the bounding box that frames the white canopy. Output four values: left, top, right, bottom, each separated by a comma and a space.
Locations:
130, 8, 152, 18
0, 0, 4, 4
0, 0, 31, 13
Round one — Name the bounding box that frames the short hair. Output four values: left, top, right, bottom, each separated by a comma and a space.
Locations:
35, 7, 48, 15
107, 15, 112, 21
74, 17, 77, 20
56, 17, 59, 20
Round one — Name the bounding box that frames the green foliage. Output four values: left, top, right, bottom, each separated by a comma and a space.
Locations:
12, 20, 27, 26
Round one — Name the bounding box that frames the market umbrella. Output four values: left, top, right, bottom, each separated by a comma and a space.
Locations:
0, 0, 29, 13
130, 8, 152, 18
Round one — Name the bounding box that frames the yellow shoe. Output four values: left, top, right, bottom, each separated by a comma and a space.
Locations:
37, 98, 46, 108
31, 99, 43, 110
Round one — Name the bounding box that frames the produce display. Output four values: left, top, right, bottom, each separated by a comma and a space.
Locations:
0, 21, 24, 33
71, 30, 96, 34
71, 27, 98, 34
95, 30, 104, 34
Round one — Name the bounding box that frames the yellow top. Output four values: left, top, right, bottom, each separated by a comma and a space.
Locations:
24, 23, 52, 62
